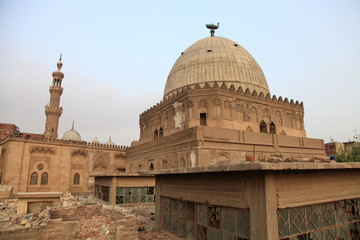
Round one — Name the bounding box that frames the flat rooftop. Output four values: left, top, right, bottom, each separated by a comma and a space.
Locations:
141, 162, 360, 175
90, 172, 155, 177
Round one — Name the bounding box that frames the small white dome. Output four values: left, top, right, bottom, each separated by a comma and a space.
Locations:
62, 122, 81, 141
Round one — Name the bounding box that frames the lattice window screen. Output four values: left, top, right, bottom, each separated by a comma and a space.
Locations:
278, 198, 360, 240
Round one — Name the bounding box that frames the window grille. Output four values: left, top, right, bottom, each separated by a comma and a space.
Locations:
162, 197, 250, 240
278, 198, 360, 239
115, 187, 155, 205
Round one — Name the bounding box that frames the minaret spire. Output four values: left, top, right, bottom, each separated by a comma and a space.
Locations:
44, 57, 64, 139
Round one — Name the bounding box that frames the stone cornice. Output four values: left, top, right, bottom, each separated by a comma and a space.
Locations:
45, 106, 63, 116
1, 135, 128, 150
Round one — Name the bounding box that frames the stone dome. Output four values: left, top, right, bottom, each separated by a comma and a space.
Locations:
62, 123, 81, 141
164, 36, 269, 99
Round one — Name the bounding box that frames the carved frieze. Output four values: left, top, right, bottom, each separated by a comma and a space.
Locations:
183, 100, 194, 108
223, 99, 233, 109
197, 98, 209, 108
211, 97, 222, 107
72, 149, 87, 157
30, 146, 55, 154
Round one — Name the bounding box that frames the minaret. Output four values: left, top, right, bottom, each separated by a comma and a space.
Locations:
44, 56, 64, 139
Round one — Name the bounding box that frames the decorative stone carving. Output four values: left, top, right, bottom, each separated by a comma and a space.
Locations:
184, 100, 194, 108
275, 110, 282, 125
30, 146, 54, 154
246, 125, 253, 131
224, 99, 233, 109
209, 150, 216, 165
72, 149, 87, 157
211, 97, 222, 107
173, 102, 184, 129
190, 150, 197, 167
197, 98, 209, 108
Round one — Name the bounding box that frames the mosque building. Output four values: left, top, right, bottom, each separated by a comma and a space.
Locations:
125, 24, 325, 173
0, 58, 127, 201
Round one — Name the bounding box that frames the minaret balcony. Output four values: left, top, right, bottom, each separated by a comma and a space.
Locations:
49, 86, 63, 95
45, 106, 63, 116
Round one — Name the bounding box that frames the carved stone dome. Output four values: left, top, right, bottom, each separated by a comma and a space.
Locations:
62, 123, 81, 141
164, 36, 269, 99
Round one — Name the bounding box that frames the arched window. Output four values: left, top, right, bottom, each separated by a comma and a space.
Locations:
73, 173, 80, 185
149, 163, 154, 171
154, 129, 158, 139
159, 127, 163, 138
41, 172, 48, 185
260, 121, 267, 133
30, 172, 38, 185
270, 122, 276, 134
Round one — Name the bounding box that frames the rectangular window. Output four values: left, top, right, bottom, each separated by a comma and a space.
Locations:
200, 113, 207, 126
115, 187, 155, 204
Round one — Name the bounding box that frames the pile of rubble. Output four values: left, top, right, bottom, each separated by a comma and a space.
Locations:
77, 213, 115, 239
218, 155, 336, 165
0, 199, 50, 233
0, 193, 171, 240
266, 155, 336, 163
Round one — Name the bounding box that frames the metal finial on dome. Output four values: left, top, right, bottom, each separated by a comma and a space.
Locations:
59, 54, 62, 61
206, 22, 219, 37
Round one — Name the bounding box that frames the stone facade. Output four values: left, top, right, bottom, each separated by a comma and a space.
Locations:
126, 84, 324, 172
0, 136, 126, 194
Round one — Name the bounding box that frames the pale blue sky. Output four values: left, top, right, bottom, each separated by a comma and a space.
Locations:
0, 0, 359, 145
